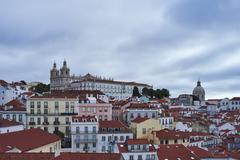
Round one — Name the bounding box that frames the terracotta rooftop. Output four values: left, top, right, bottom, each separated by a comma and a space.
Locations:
99, 120, 130, 133
5, 99, 24, 107
157, 144, 200, 160
53, 153, 122, 160
127, 103, 157, 109
131, 117, 149, 123
188, 146, 213, 158
0, 128, 60, 153
127, 139, 150, 145
0, 153, 54, 160
0, 119, 23, 128
154, 129, 190, 140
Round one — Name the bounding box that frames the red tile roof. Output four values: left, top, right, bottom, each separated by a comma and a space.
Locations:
0, 119, 23, 128
5, 99, 24, 107
154, 129, 189, 140
99, 120, 131, 133
53, 153, 122, 160
72, 115, 97, 122
157, 144, 200, 160
127, 103, 157, 109
0, 128, 60, 153
188, 146, 213, 158
0, 80, 8, 86
0, 153, 54, 160
131, 117, 149, 123
127, 139, 149, 145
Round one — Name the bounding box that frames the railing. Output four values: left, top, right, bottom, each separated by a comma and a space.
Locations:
29, 122, 36, 125
72, 131, 97, 134
42, 122, 49, 125
53, 121, 60, 125
61, 112, 78, 115
74, 138, 97, 143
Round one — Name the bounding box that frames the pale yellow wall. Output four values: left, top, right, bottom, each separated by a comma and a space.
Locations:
131, 119, 161, 139
27, 98, 77, 135
27, 141, 61, 153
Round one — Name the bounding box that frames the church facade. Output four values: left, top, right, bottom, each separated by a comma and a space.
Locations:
50, 61, 152, 99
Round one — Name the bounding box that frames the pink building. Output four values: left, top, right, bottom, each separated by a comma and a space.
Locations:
78, 98, 112, 121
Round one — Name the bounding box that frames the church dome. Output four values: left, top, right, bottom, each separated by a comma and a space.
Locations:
192, 81, 205, 101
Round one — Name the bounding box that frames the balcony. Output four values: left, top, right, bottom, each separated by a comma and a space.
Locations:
72, 131, 97, 135
74, 138, 97, 143
42, 121, 49, 125
29, 122, 36, 125
54, 121, 60, 125
61, 112, 78, 116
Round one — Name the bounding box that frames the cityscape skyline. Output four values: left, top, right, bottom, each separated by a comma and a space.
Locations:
1, 0, 240, 99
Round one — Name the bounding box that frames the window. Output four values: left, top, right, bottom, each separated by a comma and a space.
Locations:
65, 102, 69, 113
99, 115, 102, 120
108, 136, 112, 142
142, 128, 146, 134
6, 114, 10, 119
37, 101, 41, 114
146, 155, 151, 160
138, 155, 142, 160
137, 145, 140, 150
137, 113, 141, 117
76, 127, 80, 133
19, 115, 22, 122
102, 146, 106, 152
165, 140, 169, 144
143, 145, 146, 150
30, 102, 34, 114
131, 145, 134, 150
54, 102, 59, 114
93, 126, 96, 133
129, 155, 134, 160
152, 113, 156, 118
160, 140, 164, 144
120, 136, 124, 141
66, 117, 70, 124
102, 136, 106, 142
84, 126, 88, 133
93, 143, 96, 148
76, 143, 80, 148
12, 114, 16, 120
174, 139, 178, 144
70, 102, 74, 113
151, 154, 155, 160
37, 117, 41, 125
130, 113, 134, 118
44, 102, 48, 114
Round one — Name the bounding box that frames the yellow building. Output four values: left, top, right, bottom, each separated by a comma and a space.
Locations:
130, 118, 161, 139
27, 94, 77, 137
151, 129, 190, 146
27, 90, 105, 138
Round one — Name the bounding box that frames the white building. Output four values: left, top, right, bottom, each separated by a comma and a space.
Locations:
97, 120, 133, 153
50, 61, 152, 100
219, 97, 240, 111
0, 80, 28, 105
71, 115, 98, 153
124, 103, 159, 124
0, 119, 24, 134
117, 139, 158, 160
0, 99, 27, 126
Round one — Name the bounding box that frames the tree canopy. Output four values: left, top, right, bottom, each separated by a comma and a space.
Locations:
31, 83, 50, 93
141, 87, 170, 99
132, 86, 141, 97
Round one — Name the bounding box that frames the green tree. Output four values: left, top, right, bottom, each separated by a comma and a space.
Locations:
142, 87, 149, 96
161, 88, 170, 97
32, 83, 50, 93
132, 86, 141, 97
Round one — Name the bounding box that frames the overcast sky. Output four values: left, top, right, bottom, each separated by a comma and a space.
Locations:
0, 0, 240, 99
